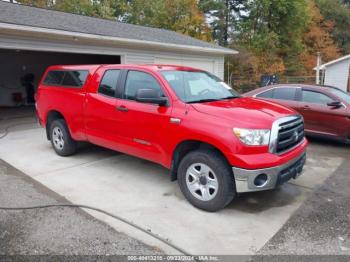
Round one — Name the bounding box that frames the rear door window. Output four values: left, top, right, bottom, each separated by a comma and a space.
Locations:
43, 70, 88, 87
98, 70, 121, 97
272, 88, 297, 101
256, 89, 273, 98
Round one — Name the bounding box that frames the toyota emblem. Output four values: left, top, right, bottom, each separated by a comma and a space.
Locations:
293, 131, 299, 142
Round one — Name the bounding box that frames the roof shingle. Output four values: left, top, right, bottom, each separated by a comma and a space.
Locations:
0, 1, 234, 53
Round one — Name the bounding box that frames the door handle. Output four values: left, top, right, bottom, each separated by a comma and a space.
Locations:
116, 105, 128, 112
170, 118, 181, 124
302, 105, 310, 111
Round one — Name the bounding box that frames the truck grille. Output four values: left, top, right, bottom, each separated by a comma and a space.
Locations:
275, 116, 304, 154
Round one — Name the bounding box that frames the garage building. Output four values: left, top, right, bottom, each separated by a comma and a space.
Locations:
0, 1, 236, 107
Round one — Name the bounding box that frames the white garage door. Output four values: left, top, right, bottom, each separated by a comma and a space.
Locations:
155, 57, 215, 75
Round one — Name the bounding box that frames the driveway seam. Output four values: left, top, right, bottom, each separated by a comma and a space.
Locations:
32, 155, 128, 177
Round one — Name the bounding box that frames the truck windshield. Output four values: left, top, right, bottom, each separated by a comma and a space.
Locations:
161, 70, 239, 103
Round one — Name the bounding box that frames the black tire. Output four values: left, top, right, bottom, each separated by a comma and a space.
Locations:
177, 149, 236, 212
49, 119, 77, 156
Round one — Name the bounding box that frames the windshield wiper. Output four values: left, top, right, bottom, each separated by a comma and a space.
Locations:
187, 98, 222, 104
187, 96, 239, 104
217, 96, 240, 100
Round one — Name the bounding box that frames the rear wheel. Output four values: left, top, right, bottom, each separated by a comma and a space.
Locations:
49, 119, 77, 156
178, 149, 236, 212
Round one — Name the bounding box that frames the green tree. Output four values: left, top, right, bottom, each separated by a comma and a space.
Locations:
238, 0, 309, 75
123, 0, 212, 41
300, 0, 340, 74
110, 0, 130, 21
199, 0, 246, 46
316, 0, 350, 53
16, 0, 55, 8
17, 0, 115, 19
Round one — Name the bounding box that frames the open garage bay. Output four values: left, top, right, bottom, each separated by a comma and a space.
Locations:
0, 49, 120, 107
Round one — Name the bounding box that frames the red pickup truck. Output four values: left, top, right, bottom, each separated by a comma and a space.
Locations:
36, 64, 307, 211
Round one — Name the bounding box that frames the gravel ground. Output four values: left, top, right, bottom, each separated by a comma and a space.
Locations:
0, 159, 163, 256
254, 138, 350, 261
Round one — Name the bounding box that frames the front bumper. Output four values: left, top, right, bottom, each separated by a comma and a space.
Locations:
232, 152, 306, 193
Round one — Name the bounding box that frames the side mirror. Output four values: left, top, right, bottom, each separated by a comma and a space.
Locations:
135, 89, 168, 106
327, 101, 342, 109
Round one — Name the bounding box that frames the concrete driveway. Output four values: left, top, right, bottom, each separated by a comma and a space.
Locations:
0, 115, 346, 255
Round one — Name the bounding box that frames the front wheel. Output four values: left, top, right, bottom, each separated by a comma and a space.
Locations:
177, 149, 236, 212
49, 119, 77, 156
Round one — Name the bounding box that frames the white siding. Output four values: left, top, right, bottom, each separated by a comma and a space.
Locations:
155, 56, 213, 71
124, 52, 224, 78
216, 57, 225, 80
324, 59, 350, 91
154, 55, 224, 78
125, 53, 155, 64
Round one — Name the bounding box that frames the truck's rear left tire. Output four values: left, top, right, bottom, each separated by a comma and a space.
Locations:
49, 119, 77, 156
177, 149, 236, 212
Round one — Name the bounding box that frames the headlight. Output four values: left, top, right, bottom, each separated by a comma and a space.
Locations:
233, 128, 270, 146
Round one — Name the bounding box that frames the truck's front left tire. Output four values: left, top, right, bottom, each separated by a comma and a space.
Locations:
177, 149, 236, 212
49, 119, 77, 156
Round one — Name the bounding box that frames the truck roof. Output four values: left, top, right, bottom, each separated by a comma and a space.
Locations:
45, 64, 204, 72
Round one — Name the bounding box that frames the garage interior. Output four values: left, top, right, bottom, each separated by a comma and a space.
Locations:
0, 49, 121, 107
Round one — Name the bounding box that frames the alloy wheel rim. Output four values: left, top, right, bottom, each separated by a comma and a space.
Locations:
52, 126, 64, 150
185, 163, 218, 201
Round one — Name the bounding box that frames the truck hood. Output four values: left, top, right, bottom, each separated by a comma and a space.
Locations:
191, 97, 296, 128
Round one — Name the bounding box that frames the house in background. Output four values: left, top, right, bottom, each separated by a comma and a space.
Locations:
0, 1, 236, 107
315, 55, 350, 92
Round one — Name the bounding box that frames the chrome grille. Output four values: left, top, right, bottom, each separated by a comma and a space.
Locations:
270, 115, 305, 154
